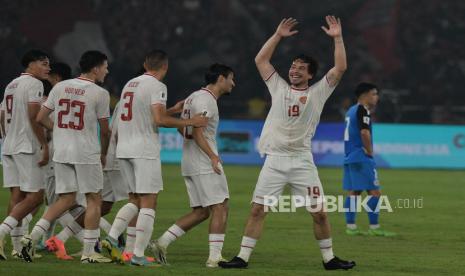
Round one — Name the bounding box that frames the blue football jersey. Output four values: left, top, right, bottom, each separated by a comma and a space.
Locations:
344, 104, 372, 164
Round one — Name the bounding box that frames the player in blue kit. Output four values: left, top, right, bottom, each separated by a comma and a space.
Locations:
343, 83, 396, 237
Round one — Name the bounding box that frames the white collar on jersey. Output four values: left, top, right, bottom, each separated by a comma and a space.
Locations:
76, 77, 95, 83
201, 88, 217, 100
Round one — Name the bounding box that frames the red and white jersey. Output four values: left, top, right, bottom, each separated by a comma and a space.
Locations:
1, 73, 44, 155
104, 103, 120, 171
258, 71, 336, 156
181, 88, 219, 176
116, 73, 167, 159
43, 77, 110, 164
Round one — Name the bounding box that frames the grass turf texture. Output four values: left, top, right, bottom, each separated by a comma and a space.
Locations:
0, 164, 464, 275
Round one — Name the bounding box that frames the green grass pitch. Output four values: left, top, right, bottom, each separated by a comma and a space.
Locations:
0, 164, 464, 275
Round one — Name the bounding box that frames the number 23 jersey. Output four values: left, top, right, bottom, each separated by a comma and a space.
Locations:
43, 77, 110, 164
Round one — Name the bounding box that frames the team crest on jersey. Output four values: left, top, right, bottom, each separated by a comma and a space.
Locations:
299, 96, 307, 104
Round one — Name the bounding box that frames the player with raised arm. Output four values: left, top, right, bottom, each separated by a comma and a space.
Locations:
343, 83, 396, 237
150, 63, 234, 267
0, 50, 50, 260
101, 50, 207, 267
219, 16, 355, 270
21, 50, 112, 264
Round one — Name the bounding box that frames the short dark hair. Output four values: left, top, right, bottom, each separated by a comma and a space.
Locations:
79, 50, 108, 73
50, 62, 72, 80
145, 50, 168, 70
205, 63, 234, 85
354, 82, 378, 98
21, 49, 49, 68
292, 54, 318, 76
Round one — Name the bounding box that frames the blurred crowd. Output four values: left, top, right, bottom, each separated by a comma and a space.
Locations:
1, 0, 464, 124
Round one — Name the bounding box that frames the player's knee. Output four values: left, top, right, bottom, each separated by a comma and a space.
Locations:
195, 208, 210, 221
86, 193, 102, 206
250, 203, 267, 220
310, 211, 328, 225
368, 190, 381, 197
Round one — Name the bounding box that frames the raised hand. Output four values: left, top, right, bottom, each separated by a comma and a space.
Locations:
321, 15, 342, 38
275, 18, 299, 38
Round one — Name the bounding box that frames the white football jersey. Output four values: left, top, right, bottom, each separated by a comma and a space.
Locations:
2, 73, 44, 155
116, 73, 167, 159
43, 77, 110, 164
181, 88, 219, 176
258, 71, 336, 156
104, 103, 120, 171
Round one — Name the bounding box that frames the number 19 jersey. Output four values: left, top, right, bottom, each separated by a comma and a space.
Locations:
116, 73, 167, 159
181, 88, 219, 176
257, 72, 336, 156
43, 77, 110, 164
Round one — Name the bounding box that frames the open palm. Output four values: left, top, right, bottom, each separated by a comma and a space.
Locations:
321, 15, 342, 37
276, 18, 299, 37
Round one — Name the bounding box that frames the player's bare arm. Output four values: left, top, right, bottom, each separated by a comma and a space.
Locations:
255, 18, 298, 80
0, 109, 5, 138
360, 129, 373, 156
29, 103, 49, 166
166, 99, 185, 115
99, 118, 111, 167
152, 104, 208, 128
321, 15, 347, 87
36, 106, 54, 130
192, 126, 222, 175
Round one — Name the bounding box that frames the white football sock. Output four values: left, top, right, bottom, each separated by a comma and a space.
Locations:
21, 213, 33, 234
57, 212, 75, 228
237, 236, 256, 262
57, 220, 83, 243
133, 208, 155, 257
158, 224, 185, 248
99, 217, 111, 235
109, 203, 138, 240
346, 224, 357, 230
83, 229, 100, 256
318, 238, 334, 263
124, 227, 136, 253
369, 224, 380, 230
208, 233, 225, 260
10, 226, 24, 252
0, 216, 18, 240
31, 219, 51, 242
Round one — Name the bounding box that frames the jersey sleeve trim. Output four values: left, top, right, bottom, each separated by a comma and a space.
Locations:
264, 70, 276, 81
357, 105, 370, 130
42, 104, 54, 111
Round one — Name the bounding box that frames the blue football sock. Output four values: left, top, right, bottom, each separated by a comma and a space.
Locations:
344, 196, 357, 225
367, 196, 380, 225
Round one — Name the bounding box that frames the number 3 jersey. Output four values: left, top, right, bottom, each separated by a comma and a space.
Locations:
181, 88, 219, 176
257, 71, 336, 156
43, 77, 110, 164
116, 73, 167, 159
2, 73, 44, 155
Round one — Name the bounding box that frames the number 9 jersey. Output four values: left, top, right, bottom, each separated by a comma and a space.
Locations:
43, 77, 110, 164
